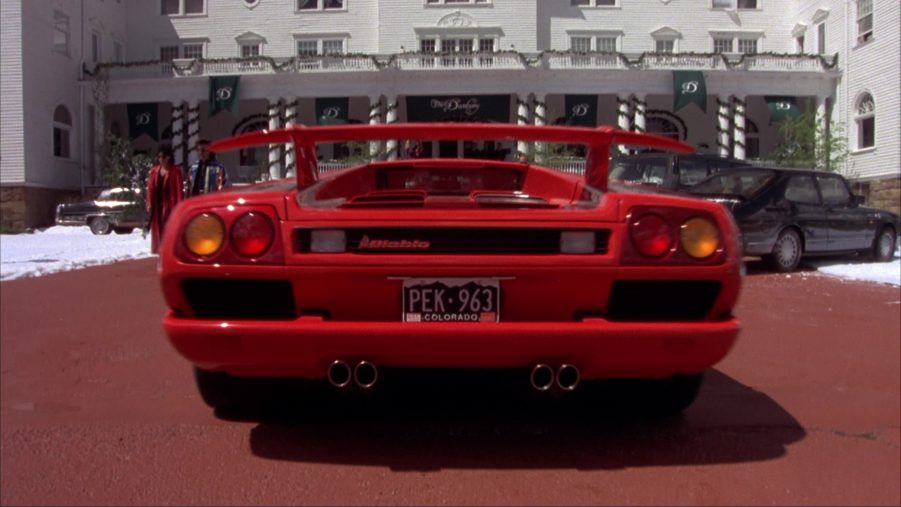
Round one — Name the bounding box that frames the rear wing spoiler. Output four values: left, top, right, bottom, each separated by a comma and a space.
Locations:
209, 123, 694, 191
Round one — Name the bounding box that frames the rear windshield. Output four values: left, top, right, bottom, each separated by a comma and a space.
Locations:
609, 157, 669, 186
688, 169, 777, 199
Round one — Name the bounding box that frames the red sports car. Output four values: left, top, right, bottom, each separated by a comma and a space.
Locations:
159, 123, 742, 415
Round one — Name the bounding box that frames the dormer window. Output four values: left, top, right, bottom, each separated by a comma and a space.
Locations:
297, 0, 344, 10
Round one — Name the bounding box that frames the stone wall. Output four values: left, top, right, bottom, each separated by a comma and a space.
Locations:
869, 177, 901, 215
1, 186, 81, 231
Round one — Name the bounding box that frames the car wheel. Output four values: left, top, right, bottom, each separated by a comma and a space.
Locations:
873, 227, 896, 262
88, 217, 112, 235
113, 227, 134, 235
767, 228, 802, 272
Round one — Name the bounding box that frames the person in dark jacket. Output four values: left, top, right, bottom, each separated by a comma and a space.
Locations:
186, 139, 228, 197
145, 144, 184, 254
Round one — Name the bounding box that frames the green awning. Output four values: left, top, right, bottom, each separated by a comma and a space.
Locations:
673, 70, 707, 113
208, 75, 241, 117
765, 96, 801, 123
126, 103, 159, 141
564, 95, 598, 127
316, 97, 349, 125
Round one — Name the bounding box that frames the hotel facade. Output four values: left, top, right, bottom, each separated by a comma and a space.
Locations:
1, 0, 898, 229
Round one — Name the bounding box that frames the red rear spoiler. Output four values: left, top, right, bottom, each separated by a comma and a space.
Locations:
209, 123, 694, 191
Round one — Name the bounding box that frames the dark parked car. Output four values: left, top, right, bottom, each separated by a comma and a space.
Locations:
688, 167, 899, 272
610, 152, 749, 191
55, 187, 148, 235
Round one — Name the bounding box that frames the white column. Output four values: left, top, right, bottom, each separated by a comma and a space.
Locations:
268, 99, 283, 179
533, 95, 546, 163
815, 95, 830, 170
632, 94, 646, 134
386, 95, 398, 160
369, 95, 382, 161
516, 93, 530, 160
171, 102, 185, 168
187, 100, 200, 166
616, 94, 631, 154
284, 99, 298, 177
717, 96, 732, 158
732, 95, 746, 160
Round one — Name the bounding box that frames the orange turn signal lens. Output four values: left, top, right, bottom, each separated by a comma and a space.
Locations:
184, 213, 225, 257
680, 217, 720, 259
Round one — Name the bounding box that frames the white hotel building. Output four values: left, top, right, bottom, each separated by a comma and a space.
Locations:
1, 0, 898, 229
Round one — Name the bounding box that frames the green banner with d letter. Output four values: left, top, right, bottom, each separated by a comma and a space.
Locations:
316, 97, 349, 125
126, 103, 159, 141
673, 71, 707, 113
765, 96, 800, 124
209, 75, 241, 117
564, 95, 598, 127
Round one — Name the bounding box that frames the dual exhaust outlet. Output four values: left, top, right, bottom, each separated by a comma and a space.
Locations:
327, 360, 580, 392
327, 360, 378, 390
530, 363, 580, 392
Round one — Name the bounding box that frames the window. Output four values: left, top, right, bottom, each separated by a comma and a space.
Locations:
296, 38, 346, 57
656, 39, 675, 53
817, 176, 852, 206
596, 36, 617, 52
713, 38, 733, 53
817, 23, 826, 54
421, 39, 437, 53
297, 40, 318, 56
322, 39, 344, 55
161, 0, 204, 15
91, 31, 102, 63
796, 35, 804, 54
855, 93, 875, 149
857, 0, 873, 43
427, 0, 491, 3
53, 11, 69, 56
737, 0, 757, 7
183, 43, 203, 59
296, 0, 344, 10
571, 0, 616, 5
785, 176, 820, 205
712, 0, 757, 7
241, 43, 260, 57
737, 38, 758, 54
479, 38, 495, 52
160, 45, 179, 61
570, 37, 591, 53
442, 39, 474, 67
53, 105, 72, 159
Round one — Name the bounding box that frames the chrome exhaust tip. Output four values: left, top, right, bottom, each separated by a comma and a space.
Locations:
353, 361, 378, 390
556, 364, 580, 391
327, 360, 352, 389
530, 364, 555, 392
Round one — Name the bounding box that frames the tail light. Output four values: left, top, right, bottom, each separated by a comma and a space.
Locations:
630, 214, 673, 258
680, 217, 720, 259
230, 212, 274, 257
185, 213, 225, 256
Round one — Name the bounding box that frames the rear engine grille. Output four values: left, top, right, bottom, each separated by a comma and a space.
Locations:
606, 280, 721, 322
294, 228, 610, 255
182, 279, 296, 320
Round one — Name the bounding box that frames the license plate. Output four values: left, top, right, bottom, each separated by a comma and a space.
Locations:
403, 278, 500, 323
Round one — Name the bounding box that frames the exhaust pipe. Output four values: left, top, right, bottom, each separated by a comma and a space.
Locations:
556, 364, 580, 391
353, 361, 378, 390
327, 360, 352, 389
530, 364, 555, 391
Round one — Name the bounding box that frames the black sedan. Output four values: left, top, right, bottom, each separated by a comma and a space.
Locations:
688, 167, 899, 272
55, 187, 148, 235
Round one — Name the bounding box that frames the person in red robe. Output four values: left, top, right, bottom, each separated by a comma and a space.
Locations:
145, 145, 184, 254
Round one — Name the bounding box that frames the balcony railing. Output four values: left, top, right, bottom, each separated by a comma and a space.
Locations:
87, 51, 838, 81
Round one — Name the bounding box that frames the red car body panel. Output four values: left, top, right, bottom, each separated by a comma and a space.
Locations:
159, 124, 741, 382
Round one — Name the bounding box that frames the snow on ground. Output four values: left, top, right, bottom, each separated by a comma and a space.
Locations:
1, 226, 900, 286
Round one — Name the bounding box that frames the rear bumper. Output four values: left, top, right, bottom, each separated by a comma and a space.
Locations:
163, 311, 740, 380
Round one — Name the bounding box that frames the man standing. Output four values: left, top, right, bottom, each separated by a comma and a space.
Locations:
186, 139, 228, 197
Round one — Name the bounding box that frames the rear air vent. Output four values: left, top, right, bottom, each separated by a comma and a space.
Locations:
182, 279, 296, 320
606, 280, 720, 321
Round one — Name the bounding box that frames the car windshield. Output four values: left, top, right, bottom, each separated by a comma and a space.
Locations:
677, 158, 709, 187
609, 157, 669, 186
688, 169, 777, 199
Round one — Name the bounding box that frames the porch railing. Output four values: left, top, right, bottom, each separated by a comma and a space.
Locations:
89, 51, 838, 81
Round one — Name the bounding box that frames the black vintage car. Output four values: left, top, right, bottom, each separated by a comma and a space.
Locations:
55, 187, 148, 235
609, 152, 749, 191
688, 167, 899, 272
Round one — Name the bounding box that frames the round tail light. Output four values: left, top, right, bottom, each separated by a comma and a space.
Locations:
681, 217, 720, 259
230, 212, 274, 257
631, 214, 673, 258
184, 213, 225, 256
